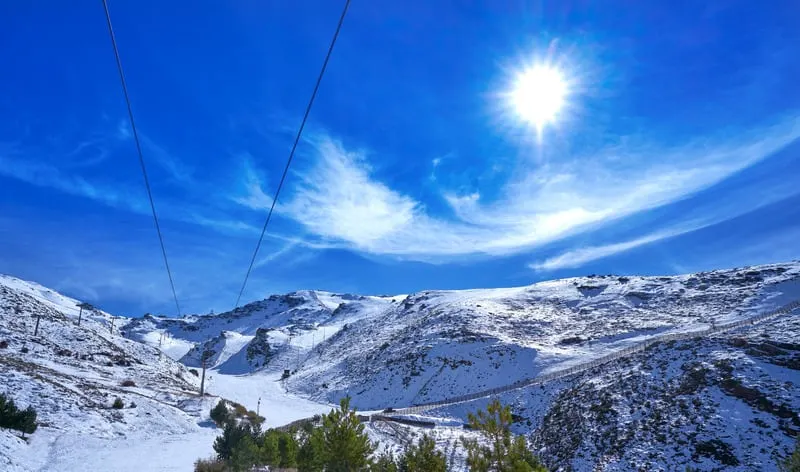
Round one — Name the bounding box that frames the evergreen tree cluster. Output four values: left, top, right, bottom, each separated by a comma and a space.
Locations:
197, 397, 548, 472
0, 393, 38, 438
461, 399, 547, 472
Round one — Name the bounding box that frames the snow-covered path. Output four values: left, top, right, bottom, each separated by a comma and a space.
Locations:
2, 428, 219, 472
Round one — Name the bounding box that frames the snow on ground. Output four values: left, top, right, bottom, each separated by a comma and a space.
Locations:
0, 274, 88, 318
136, 329, 195, 361
218, 332, 255, 362
204, 369, 333, 428
3, 425, 219, 472
0, 276, 228, 471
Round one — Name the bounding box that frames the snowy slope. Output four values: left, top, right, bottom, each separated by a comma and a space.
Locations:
129, 261, 799, 471
286, 263, 800, 410
361, 307, 800, 471
3, 261, 800, 471
122, 290, 399, 429
0, 276, 220, 472
121, 262, 800, 413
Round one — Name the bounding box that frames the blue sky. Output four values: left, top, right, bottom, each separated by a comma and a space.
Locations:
1, 0, 799, 316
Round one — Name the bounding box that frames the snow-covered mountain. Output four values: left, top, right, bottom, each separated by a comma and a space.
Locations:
126, 261, 800, 470
2, 261, 800, 471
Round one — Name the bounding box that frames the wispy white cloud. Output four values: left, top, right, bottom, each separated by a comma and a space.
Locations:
282, 137, 421, 246
114, 121, 196, 186
529, 231, 683, 271
116, 120, 131, 140
140, 135, 196, 186
243, 117, 799, 260
0, 153, 151, 214
254, 242, 300, 268
231, 157, 274, 210
186, 214, 258, 233
0, 148, 263, 238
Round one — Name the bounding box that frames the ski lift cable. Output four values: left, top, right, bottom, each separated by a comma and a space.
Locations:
234, 0, 352, 308
101, 0, 182, 316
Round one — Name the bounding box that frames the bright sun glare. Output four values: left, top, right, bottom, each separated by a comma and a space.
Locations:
510, 65, 568, 129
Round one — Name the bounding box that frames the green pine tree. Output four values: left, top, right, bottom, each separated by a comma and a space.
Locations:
318, 397, 374, 472
461, 399, 547, 472
371, 450, 398, 472
214, 423, 254, 461
0, 393, 18, 429
260, 429, 281, 466
780, 437, 800, 472
400, 434, 447, 472
17, 406, 37, 439
278, 430, 299, 468
229, 434, 261, 472
298, 428, 325, 472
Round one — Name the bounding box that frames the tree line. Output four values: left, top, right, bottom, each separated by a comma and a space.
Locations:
196, 398, 547, 472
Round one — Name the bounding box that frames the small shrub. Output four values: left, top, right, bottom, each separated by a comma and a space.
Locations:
0, 340, 8, 349
20, 347, 29, 353
129, 402, 137, 408
112, 397, 125, 409
232, 403, 248, 417
121, 379, 136, 387
245, 410, 264, 426
694, 439, 739, 466
189, 368, 199, 377
559, 336, 584, 346
194, 457, 228, 472
210, 400, 231, 427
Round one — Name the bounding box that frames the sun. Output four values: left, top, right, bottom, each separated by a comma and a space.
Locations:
509, 64, 568, 129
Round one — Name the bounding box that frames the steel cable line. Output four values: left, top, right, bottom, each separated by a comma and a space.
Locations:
235, 0, 352, 308
101, 0, 182, 316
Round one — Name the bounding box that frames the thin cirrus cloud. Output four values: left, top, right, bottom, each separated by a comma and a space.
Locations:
234, 117, 799, 262
230, 156, 275, 211
0, 128, 260, 237
0, 151, 150, 214
528, 230, 688, 272
0, 149, 237, 234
